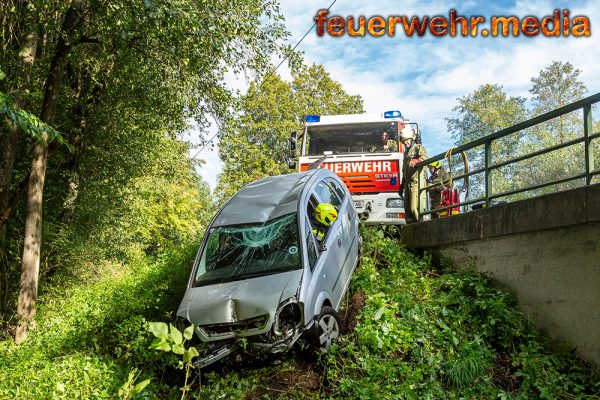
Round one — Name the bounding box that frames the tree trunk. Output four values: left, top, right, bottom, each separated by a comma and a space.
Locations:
0, 5, 38, 320
15, 0, 83, 343
14, 133, 48, 343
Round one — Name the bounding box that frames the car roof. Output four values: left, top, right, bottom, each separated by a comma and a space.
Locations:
212, 170, 329, 227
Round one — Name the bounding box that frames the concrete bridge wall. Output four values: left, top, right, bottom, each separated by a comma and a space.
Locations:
401, 184, 600, 367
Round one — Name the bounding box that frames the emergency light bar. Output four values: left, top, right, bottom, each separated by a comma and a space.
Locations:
383, 110, 402, 118
305, 115, 321, 123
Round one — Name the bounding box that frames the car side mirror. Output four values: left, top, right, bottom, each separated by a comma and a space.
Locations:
289, 131, 297, 151
288, 131, 298, 170
319, 242, 327, 252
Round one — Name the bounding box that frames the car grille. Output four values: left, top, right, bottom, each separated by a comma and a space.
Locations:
201, 315, 268, 337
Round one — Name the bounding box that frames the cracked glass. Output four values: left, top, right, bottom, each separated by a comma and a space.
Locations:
194, 213, 301, 287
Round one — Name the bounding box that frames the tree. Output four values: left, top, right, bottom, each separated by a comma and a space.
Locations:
446, 62, 590, 202
1, 0, 290, 342
525, 61, 588, 191
446, 84, 527, 199
216, 63, 364, 203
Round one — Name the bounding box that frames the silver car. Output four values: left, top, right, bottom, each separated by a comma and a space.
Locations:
176, 169, 361, 368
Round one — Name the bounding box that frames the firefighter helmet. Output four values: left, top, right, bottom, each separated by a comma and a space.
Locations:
315, 203, 338, 226
429, 160, 441, 169
400, 127, 415, 141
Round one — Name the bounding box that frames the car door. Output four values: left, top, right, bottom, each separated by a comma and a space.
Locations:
312, 179, 348, 307
324, 177, 358, 303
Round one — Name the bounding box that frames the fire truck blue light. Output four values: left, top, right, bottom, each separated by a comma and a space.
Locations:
305, 115, 321, 122
384, 110, 402, 118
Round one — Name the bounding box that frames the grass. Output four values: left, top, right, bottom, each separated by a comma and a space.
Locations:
1, 227, 598, 399
0, 245, 195, 399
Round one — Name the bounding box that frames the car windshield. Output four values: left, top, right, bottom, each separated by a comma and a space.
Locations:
306, 121, 403, 155
194, 213, 302, 287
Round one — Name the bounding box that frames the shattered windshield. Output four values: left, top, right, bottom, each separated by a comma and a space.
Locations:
194, 213, 302, 287
306, 121, 403, 155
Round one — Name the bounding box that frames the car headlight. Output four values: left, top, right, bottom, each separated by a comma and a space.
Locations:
273, 299, 303, 337
386, 198, 404, 208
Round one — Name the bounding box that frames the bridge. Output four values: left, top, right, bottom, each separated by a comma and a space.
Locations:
402, 93, 600, 367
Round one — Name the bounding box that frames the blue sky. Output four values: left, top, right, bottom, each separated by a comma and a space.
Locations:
195, 0, 599, 190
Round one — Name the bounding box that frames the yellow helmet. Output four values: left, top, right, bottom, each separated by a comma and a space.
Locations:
429, 160, 441, 169
315, 203, 338, 226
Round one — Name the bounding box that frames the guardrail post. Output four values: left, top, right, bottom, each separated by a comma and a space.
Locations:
484, 141, 492, 207
583, 104, 594, 185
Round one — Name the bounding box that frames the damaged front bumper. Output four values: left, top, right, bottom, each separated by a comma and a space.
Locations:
193, 321, 312, 369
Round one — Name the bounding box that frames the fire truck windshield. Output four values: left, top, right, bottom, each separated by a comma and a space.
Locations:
305, 121, 403, 156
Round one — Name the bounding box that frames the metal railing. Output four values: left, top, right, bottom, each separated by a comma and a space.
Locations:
416, 92, 600, 219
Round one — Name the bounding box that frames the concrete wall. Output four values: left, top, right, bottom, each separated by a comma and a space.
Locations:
402, 184, 600, 367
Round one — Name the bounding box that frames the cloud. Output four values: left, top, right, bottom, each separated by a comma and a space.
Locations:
193, 0, 599, 184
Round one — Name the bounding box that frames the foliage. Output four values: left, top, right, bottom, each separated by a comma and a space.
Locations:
446, 61, 590, 203
522, 61, 589, 193
147, 322, 199, 399
0, 88, 69, 147
215, 63, 364, 203
118, 368, 152, 400
0, 0, 290, 329
446, 83, 527, 199
1, 225, 598, 398
0, 244, 195, 399
316, 227, 599, 399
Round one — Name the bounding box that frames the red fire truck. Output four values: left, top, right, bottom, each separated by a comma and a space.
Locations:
290, 110, 419, 225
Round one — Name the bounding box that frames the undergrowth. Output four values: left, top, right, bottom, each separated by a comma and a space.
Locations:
1, 227, 598, 399
319, 227, 600, 399
0, 244, 196, 399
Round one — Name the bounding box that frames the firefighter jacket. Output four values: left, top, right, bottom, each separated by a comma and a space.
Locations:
370, 139, 398, 153
427, 168, 451, 207
402, 142, 428, 184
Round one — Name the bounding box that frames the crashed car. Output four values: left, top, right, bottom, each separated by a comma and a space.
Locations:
176, 168, 361, 368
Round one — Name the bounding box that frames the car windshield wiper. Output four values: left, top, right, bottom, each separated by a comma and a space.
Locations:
237, 271, 279, 280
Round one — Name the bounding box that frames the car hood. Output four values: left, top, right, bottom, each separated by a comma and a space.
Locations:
177, 269, 303, 326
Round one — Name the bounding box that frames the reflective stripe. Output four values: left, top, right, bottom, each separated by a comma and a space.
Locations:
312, 228, 324, 240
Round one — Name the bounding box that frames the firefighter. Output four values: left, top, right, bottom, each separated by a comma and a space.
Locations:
371, 131, 398, 152
311, 203, 338, 241
399, 127, 428, 222
426, 160, 451, 219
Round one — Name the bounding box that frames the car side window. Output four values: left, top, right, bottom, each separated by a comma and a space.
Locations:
307, 192, 333, 245
314, 180, 341, 209
325, 178, 346, 204
305, 219, 319, 270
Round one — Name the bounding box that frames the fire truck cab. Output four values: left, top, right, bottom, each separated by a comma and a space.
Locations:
292, 111, 417, 225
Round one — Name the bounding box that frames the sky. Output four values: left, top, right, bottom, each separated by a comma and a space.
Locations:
193, 0, 599, 191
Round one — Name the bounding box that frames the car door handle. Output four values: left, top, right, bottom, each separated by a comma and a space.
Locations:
337, 237, 342, 247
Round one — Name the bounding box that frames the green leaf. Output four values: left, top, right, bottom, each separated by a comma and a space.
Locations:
183, 347, 199, 363
183, 324, 195, 340
169, 323, 183, 345
148, 321, 168, 338
0, 70, 5, 81
149, 337, 171, 352
172, 342, 185, 355
133, 378, 151, 393
373, 306, 385, 321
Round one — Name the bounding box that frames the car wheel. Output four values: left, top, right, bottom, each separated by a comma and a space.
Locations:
314, 306, 342, 351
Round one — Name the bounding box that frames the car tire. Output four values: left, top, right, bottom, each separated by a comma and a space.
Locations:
314, 306, 342, 351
